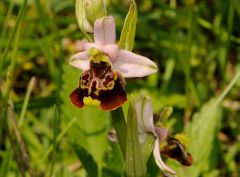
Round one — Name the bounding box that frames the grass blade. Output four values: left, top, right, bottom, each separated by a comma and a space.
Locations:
19, 77, 36, 127
0, 0, 28, 73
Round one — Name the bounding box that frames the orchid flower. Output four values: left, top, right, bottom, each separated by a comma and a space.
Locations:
135, 96, 176, 177
69, 16, 158, 78
69, 16, 158, 110
70, 48, 127, 111
135, 96, 193, 176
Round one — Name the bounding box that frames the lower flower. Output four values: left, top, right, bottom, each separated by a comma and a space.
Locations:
135, 96, 193, 177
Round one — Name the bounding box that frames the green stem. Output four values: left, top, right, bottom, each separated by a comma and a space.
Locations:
42, 117, 77, 161
49, 105, 60, 177
110, 107, 127, 158
213, 70, 240, 108
184, 6, 200, 123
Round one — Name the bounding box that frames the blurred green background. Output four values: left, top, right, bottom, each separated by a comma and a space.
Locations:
0, 0, 240, 176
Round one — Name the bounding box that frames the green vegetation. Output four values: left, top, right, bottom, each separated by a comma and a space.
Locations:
0, 0, 240, 176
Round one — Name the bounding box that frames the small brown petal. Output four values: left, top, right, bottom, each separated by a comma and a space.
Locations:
161, 137, 193, 166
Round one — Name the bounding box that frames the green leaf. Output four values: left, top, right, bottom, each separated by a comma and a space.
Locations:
119, 0, 137, 51
73, 144, 98, 177
124, 101, 146, 177
186, 98, 222, 177
102, 143, 124, 177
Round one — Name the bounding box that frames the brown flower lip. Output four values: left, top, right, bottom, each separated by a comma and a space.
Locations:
70, 59, 127, 111
161, 137, 193, 166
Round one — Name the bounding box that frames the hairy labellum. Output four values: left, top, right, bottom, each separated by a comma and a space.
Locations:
161, 137, 193, 166
70, 53, 127, 111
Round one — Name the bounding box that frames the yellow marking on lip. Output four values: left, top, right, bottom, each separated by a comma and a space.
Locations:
80, 84, 89, 90
97, 72, 117, 91
83, 96, 101, 107
96, 80, 115, 91
88, 47, 110, 64
94, 90, 99, 96
174, 134, 189, 149
113, 71, 117, 80
106, 82, 114, 90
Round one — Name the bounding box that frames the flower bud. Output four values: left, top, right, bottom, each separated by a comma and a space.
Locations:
75, 0, 107, 33
160, 106, 173, 121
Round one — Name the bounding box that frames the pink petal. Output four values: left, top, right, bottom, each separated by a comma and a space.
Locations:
85, 43, 119, 61
94, 16, 116, 45
69, 51, 89, 70
135, 96, 156, 136
84, 42, 103, 51
113, 50, 158, 78
153, 138, 176, 177
155, 127, 168, 144
76, 40, 88, 51
103, 44, 119, 61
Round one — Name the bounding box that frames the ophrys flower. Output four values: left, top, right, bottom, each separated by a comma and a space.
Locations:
135, 96, 193, 177
69, 16, 158, 110
135, 96, 176, 176
70, 48, 127, 111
